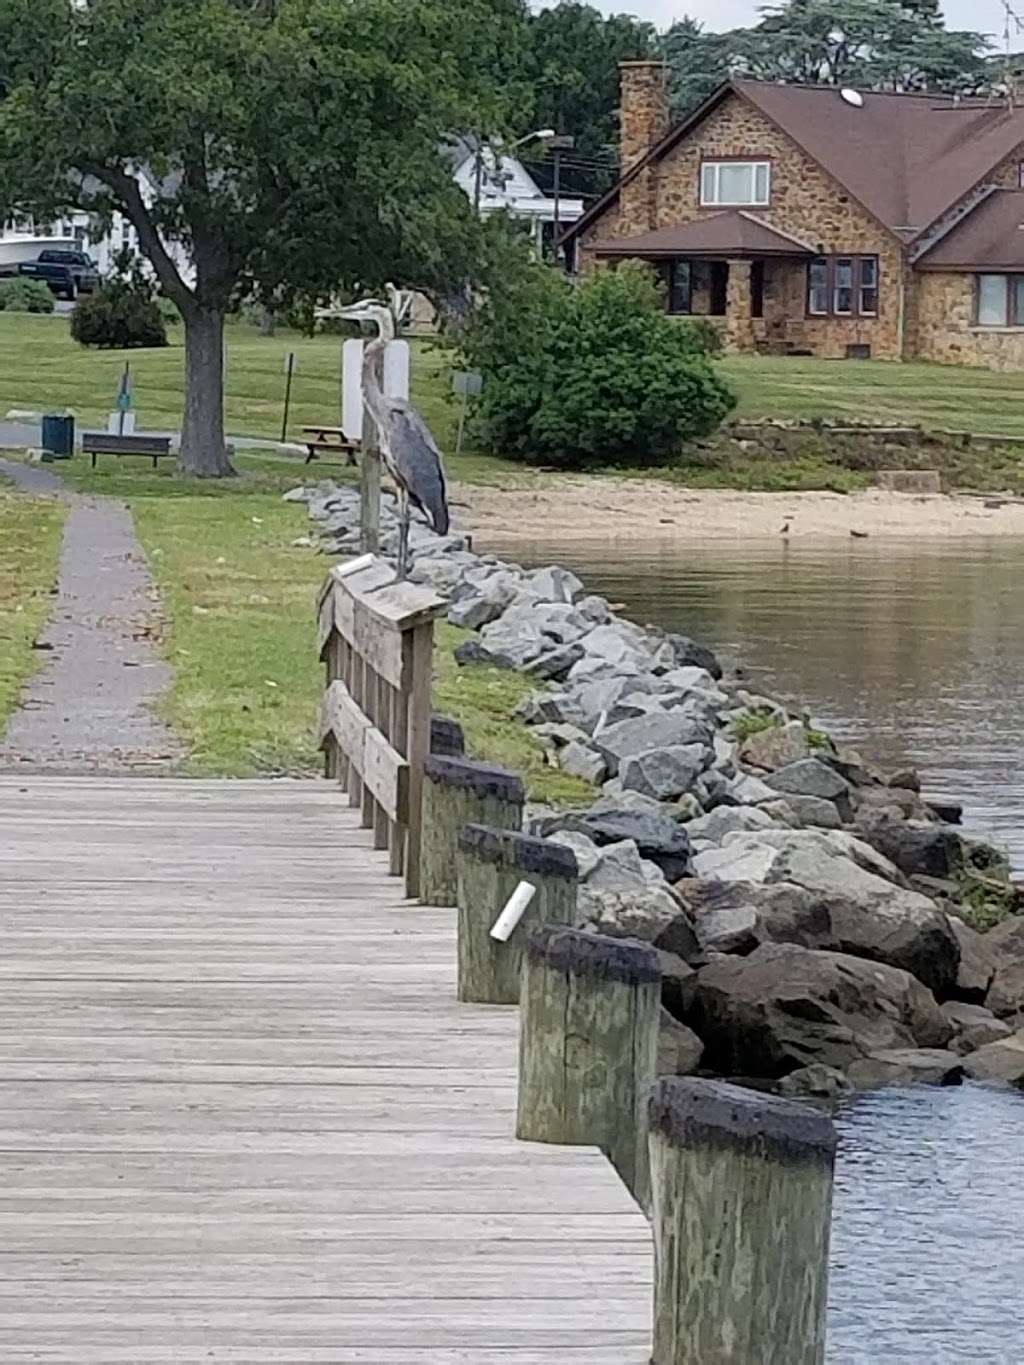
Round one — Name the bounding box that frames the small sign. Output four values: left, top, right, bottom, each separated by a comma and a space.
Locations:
452, 370, 483, 398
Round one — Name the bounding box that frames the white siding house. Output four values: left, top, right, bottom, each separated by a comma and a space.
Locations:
448, 140, 584, 253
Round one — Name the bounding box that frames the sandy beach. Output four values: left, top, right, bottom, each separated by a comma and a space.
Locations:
460, 477, 1024, 542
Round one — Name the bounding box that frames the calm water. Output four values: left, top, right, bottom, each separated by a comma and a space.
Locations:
495, 536, 1024, 872
831, 1085, 1024, 1363
489, 535, 1024, 1360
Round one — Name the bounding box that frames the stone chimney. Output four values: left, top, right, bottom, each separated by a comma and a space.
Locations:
619, 60, 670, 235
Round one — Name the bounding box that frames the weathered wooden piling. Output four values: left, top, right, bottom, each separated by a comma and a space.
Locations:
456, 825, 578, 1005
516, 926, 661, 1210
419, 755, 524, 906
647, 1077, 837, 1365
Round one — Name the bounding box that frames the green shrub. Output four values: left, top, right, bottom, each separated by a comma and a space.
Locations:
673, 316, 724, 357
0, 277, 55, 314
156, 295, 182, 326
460, 261, 736, 468
71, 277, 167, 349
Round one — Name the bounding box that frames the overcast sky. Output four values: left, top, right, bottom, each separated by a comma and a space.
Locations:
531, 0, 1012, 45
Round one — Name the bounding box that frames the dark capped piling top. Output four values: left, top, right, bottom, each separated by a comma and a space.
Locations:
424, 754, 525, 803
459, 824, 578, 880
648, 1077, 838, 1167
527, 926, 661, 986
430, 714, 466, 758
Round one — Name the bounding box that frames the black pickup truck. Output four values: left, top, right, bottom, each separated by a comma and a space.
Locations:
19, 249, 101, 301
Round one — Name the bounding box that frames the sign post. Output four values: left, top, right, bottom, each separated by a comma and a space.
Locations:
281, 351, 297, 443
451, 370, 483, 458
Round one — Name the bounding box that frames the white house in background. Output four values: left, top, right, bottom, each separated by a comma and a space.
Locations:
1, 206, 192, 282
447, 138, 584, 254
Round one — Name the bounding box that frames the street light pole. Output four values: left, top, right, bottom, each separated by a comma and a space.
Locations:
548, 135, 575, 265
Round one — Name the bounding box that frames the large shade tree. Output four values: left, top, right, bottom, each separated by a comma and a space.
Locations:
0, 0, 526, 476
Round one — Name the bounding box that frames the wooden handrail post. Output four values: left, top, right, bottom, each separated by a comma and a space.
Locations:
455, 824, 578, 1004
516, 926, 661, 1211
318, 557, 445, 899
647, 1078, 837, 1365
419, 756, 525, 907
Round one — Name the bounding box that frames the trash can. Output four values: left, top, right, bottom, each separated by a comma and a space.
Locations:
41, 413, 75, 460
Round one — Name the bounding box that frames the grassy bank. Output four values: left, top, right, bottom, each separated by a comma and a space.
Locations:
5, 456, 587, 796
0, 481, 66, 726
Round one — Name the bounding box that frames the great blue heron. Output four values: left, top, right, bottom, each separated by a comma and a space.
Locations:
339, 296, 450, 579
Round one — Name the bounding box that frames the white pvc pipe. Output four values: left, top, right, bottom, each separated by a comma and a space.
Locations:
490, 881, 537, 943
337, 553, 376, 577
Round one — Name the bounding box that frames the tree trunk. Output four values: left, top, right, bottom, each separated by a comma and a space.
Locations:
179, 305, 235, 477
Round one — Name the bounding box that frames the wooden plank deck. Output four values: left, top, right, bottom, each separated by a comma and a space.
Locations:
0, 776, 651, 1363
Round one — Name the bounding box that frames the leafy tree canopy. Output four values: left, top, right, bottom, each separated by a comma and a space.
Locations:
664, 0, 992, 115
0, 0, 526, 474
520, 2, 656, 166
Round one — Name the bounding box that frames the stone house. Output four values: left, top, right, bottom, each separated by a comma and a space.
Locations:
563, 63, 1024, 370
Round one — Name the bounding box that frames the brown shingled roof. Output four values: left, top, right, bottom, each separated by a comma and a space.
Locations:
589, 210, 814, 258
565, 80, 1024, 247
735, 81, 1024, 237
917, 189, 1024, 269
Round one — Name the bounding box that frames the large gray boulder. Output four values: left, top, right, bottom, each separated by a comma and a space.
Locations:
661, 633, 723, 680
984, 917, 1024, 1017
579, 884, 701, 961
941, 1002, 1011, 1054
690, 832, 959, 994
947, 917, 996, 1003
447, 572, 519, 629
526, 565, 584, 604
619, 744, 708, 801
578, 622, 653, 670
657, 1009, 704, 1076
534, 804, 692, 882
739, 721, 812, 771
764, 758, 852, 816
558, 740, 607, 785
962, 1030, 1024, 1085
844, 1048, 964, 1089
761, 795, 843, 830
686, 806, 776, 844
594, 711, 715, 777
687, 942, 953, 1078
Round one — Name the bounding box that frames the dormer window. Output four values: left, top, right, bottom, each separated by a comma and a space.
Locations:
700, 160, 771, 207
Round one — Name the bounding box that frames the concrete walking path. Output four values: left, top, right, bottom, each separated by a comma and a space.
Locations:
0, 458, 180, 773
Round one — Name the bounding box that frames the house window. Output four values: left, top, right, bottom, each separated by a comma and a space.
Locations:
700, 160, 770, 207
668, 260, 692, 315
807, 255, 879, 317
808, 258, 830, 315
976, 273, 1024, 326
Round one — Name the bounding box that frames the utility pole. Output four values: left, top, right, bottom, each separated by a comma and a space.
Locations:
473, 135, 484, 214
548, 135, 575, 265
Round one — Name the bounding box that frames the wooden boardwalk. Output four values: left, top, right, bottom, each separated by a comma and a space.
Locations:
0, 776, 651, 1363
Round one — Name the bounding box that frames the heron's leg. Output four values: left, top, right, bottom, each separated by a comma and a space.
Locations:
396, 487, 410, 581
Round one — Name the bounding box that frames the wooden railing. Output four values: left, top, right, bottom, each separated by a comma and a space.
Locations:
318, 555, 445, 898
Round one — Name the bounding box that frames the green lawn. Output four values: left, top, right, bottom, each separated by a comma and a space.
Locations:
0, 313, 524, 486
0, 481, 66, 727
721, 355, 1024, 438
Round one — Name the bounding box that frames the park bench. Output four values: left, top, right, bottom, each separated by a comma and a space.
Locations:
302, 424, 359, 467
82, 432, 174, 470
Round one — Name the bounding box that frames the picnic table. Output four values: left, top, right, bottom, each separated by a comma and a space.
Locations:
301, 425, 359, 467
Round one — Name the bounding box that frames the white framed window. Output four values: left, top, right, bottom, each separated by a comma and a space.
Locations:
700, 160, 771, 206
976, 274, 1024, 326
